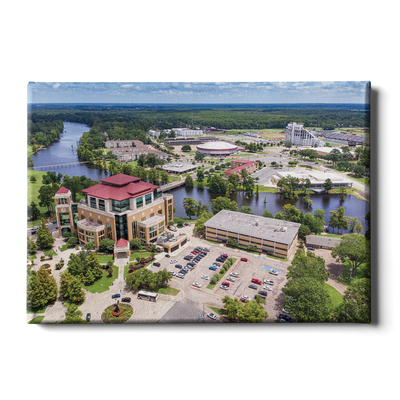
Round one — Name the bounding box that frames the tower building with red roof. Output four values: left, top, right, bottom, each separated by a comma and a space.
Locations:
54, 174, 174, 251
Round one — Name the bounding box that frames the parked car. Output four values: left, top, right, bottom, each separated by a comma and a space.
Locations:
207, 313, 217, 320
203, 248, 210, 252
254, 294, 266, 301
170, 259, 177, 264
122, 297, 131, 303
184, 256, 192, 261
192, 282, 201, 288
251, 278, 262, 285
169, 271, 176, 276
201, 275, 209, 280
240, 295, 250, 302
307, 247, 315, 251
153, 262, 161, 267
227, 277, 235, 282
175, 264, 182, 269
222, 281, 230, 287
220, 285, 228, 290
214, 262, 221, 267
112, 293, 121, 299
86, 313, 91, 322
264, 279, 274, 285
282, 308, 290, 314
176, 273, 185, 278
231, 272, 239, 278
209, 266, 217, 271
165, 254, 170, 258
263, 285, 272, 291
248, 284, 257, 290
240, 258, 248, 262
269, 269, 278, 275
258, 290, 268, 296
279, 314, 292, 322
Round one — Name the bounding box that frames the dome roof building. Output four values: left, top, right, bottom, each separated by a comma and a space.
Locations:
196, 141, 238, 155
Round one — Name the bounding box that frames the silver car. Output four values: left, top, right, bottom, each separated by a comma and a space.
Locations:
227, 277, 235, 282
231, 272, 239, 278
264, 279, 274, 285
201, 275, 210, 280
269, 269, 278, 275
263, 285, 272, 291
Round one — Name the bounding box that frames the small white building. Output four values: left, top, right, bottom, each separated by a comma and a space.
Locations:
173, 128, 204, 137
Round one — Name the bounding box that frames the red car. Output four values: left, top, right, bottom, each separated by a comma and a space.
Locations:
221, 254, 228, 258
241, 258, 248, 262
191, 251, 198, 255
251, 278, 262, 285
222, 281, 230, 287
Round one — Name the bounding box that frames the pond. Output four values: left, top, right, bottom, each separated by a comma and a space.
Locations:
169, 186, 369, 234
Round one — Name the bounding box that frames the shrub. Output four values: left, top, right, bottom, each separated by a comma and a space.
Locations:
40, 255, 45, 260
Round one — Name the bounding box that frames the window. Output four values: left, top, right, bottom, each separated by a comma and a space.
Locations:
154, 189, 162, 199
79, 228, 85, 241
159, 221, 164, 234
140, 227, 145, 239
59, 213, 70, 226
158, 209, 163, 214
149, 225, 157, 238
150, 213, 154, 218
72, 204, 78, 229
107, 223, 113, 239
145, 193, 152, 205
58, 198, 67, 205
99, 199, 105, 211
80, 214, 85, 220
90, 197, 97, 209
136, 196, 143, 209
99, 230, 105, 241
132, 221, 138, 238
141, 216, 146, 222
86, 231, 94, 243
112, 199, 130, 213
168, 205, 173, 221
97, 220, 102, 225
115, 214, 128, 240
89, 217, 93, 222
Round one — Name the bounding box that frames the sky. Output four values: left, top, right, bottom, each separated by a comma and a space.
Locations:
27, 81, 370, 104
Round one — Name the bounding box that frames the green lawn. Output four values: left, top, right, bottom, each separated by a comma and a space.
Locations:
129, 251, 153, 261
27, 304, 48, 314
208, 306, 225, 315
337, 259, 370, 286
28, 316, 45, 324
27, 253, 37, 261
156, 286, 180, 296
95, 252, 114, 264
60, 243, 72, 252
84, 266, 119, 294
324, 283, 344, 309
348, 174, 370, 187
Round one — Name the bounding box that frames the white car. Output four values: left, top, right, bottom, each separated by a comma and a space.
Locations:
220, 285, 229, 290
227, 277, 235, 282
282, 308, 290, 314
231, 272, 239, 278
192, 282, 201, 288
201, 275, 210, 280
169, 270, 176, 276
263, 285, 272, 291
170, 259, 177, 264
241, 295, 250, 301
176, 273, 185, 278
264, 279, 274, 285
207, 313, 217, 320
269, 269, 278, 275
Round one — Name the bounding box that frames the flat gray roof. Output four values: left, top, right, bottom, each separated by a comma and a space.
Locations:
204, 210, 300, 245
305, 235, 342, 247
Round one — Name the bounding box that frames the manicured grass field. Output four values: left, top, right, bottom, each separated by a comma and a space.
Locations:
27, 304, 47, 314
84, 266, 119, 294
129, 252, 153, 261
208, 306, 224, 315
28, 316, 45, 324
95, 252, 114, 264
337, 260, 370, 286
324, 284, 344, 309
156, 286, 180, 296
60, 243, 72, 252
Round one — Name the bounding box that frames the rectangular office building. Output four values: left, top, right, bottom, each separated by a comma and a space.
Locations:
204, 210, 300, 258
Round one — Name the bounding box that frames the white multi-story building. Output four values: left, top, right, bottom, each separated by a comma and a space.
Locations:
285, 122, 324, 147
149, 130, 161, 137
173, 128, 204, 137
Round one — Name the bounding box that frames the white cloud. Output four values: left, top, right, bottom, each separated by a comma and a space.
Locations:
52, 83, 60, 89
120, 84, 133, 88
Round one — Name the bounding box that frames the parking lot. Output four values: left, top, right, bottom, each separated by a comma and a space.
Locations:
148, 236, 292, 322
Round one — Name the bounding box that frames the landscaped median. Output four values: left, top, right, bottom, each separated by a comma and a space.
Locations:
207, 257, 237, 290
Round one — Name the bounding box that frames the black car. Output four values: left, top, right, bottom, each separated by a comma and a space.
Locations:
248, 284, 257, 290
279, 314, 292, 322
184, 256, 192, 261
175, 264, 183, 269
187, 262, 195, 267
86, 313, 91, 322
258, 290, 268, 296
254, 294, 266, 300
122, 297, 131, 303
307, 247, 315, 251
112, 293, 121, 299
153, 262, 161, 267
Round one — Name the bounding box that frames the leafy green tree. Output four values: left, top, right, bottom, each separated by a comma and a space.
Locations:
156, 269, 172, 287
263, 209, 274, 218
38, 183, 58, 215
211, 197, 238, 215
68, 275, 86, 303
60, 303, 87, 324
160, 170, 169, 185
59, 272, 71, 299
209, 174, 227, 194
239, 206, 253, 214
85, 251, 103, 281
83, 242, 95, 252
28, 201, 41, 221
298, 224, 311, 239
130, 238, 142, 250
148, 168, 159, 184
302, 212, 316, 232
347, 217, 362, 234
27, 271, 45, 309
183, 197, 198, 219
337, 206, 349, 234
364, 211, 370, 242
352, 164, 365, 177
36, 219, 55, 250
324, 178, 333, 192
84, 268, 95, 285
222, 296, 268, 322
287, 251, 330, 283
37, 265, 58, 303
334, 278, 371, 323
137, 154, 147, 167
329, 149, 342, 166
328, 210, 339, 234
281, 204, 303, 223
185, 175, 194, 188
196, 170, 205, 182
194, 211, 213, 234
283, 277, 333, 322
313, 209, 325, 234
196, 199, 208, 217
27, 235, 37, 255
67, 236, 78, 247
98, 238, 115, 253
331, 234, 369, 278
181, 144, 192, 152
62, 175, 83, 202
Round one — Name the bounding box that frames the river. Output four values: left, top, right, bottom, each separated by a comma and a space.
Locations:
31, 121, 110, 181
31, 122, 369, 234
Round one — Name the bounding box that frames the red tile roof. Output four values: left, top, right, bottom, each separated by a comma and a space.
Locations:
82, 174, 159, 201
115, 238, 129, 248
56, 186, 70, 194
225, 161, 259, 175
100, 174, 141, 186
